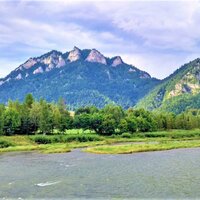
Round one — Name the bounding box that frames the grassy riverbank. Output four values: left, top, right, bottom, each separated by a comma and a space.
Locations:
0, 135, 106, 154
85, 140, 200, 154
0, 129, 200, 154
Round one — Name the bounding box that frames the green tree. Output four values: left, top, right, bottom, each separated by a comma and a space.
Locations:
75, 106, 99, 115
101, 115, 116, 135
57, 98, 72, 133
0, 104, 5, 135
3, 108, 21, 135
89, 113, 104, 135
24, 93, 34, 109
119, 119, 129, 133
119, 116, 137, 133
39, 100, 54, 135
29, 102, 41, 133
137, 117, 150, 132
73, 113, 91, 131
102, 104, 124, 125
89, 113, 116, 135
126, 116, 138, 133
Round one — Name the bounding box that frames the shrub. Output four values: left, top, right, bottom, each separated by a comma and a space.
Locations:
65, 134, 101, 142
32, 136, 53, 144
170, 131, 200, 139
85, 135, 101, 142
0, 140, 13, 148
121, 133, 132, 138
51, 136, 64, 143
141, 130, 200, 138
31, 134, 102, 144
141, 132, 170, 138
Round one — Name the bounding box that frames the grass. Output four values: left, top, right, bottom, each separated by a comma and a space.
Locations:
0, 135, 108, 154
0, 129, 200, 154
30, 134, 102, 144
0, 141, 107, 154
85, 140, 200, 154
0, 139, 14, 148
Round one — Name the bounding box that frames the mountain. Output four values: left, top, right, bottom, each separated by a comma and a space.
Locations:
136, 58, 200, 113
0, 47, 159, 109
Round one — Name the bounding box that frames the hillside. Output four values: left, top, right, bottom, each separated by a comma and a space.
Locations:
136, 58, 200, 113
0, 47, 159, 109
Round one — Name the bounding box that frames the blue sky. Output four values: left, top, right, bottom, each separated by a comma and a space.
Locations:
0, 0, 200, 79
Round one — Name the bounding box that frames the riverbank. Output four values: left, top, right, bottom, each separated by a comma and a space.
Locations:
85, 140, 200, 154
0, 129, 200, 154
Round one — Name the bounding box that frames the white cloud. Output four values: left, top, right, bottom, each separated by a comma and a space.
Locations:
1, 0, 200, 78
97, 1, 200, 51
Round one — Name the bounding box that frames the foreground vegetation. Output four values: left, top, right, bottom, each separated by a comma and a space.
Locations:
85, 140, 200, 154
0, 94, 200, 154
0, 94, 200, 137
0, 129, 200, 154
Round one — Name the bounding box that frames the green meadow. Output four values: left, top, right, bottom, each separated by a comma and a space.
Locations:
1, 129, 200, 154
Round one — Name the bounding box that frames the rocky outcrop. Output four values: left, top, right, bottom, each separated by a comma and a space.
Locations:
167, 71, 200, 99
0, 80, 4, 86
15, 73, 22, 80
86, 49, 107, 65
111, 56, 123, 67
22, 58, 37, 69
68, 46, 81, 62
42, 51, 65, 71
0, 47, 144, 86
5, 77, 11, 82
45, 63, 55, 72
33, 67, 44, 74
129, 68, 136, 73
56, 56, 66, 68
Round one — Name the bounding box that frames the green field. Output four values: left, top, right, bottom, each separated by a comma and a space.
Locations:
0, 129, 200, 154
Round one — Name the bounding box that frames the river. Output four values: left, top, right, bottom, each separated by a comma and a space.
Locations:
1, 148, 200, 199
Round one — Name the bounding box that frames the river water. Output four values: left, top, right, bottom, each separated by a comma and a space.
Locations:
1, 148, 200, 199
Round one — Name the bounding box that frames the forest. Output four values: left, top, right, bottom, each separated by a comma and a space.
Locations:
0, 94, 200, 137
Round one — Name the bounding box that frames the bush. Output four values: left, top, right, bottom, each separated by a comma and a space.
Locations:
51, 136, 64, 143
142, 132, 167, 138
0, 140, 13, 148
170, 131, 200, 139
85, 135, 101, 142
31, 134, 102, 144
65, 134, 101, 142
141, 130, 200, 138
121, 133, 132, 138
32, 136, 53, 144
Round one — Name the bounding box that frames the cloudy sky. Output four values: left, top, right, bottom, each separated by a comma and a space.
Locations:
0, 0, 200, 79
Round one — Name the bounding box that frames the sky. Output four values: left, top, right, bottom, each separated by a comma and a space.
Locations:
0, 0, 200, 79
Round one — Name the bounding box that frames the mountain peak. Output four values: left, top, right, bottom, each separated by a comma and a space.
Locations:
68, 46, 81, 62
73, 46, 81, 51
0, 46, 160, 109
85, 49, 107, 65
111, 56, 123, 67
22, 58, 37, 70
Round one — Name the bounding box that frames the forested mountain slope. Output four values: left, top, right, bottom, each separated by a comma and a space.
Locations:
136, 59, 200, 113
0, 47, 159, 109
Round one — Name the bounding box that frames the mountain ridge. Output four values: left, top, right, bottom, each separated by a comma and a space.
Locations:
0, 47, 152, 85
136, 58, 200, 113
1, 46, 200, 112
0, 47, 159, 109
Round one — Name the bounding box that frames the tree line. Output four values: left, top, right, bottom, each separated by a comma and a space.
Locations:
0, 94, 200, 136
